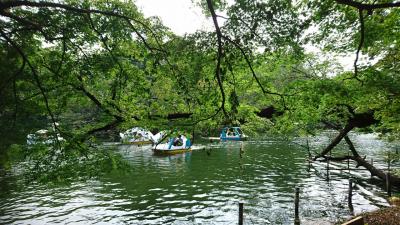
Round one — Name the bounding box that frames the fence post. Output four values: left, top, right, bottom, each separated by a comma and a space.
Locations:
306, 138, 311, 159
386, 173, 392, 197
239, 202, 243, 225
239, 142, 244, 158
347, 149, 350, 172
370, 159, 374, 178
295, 187, 300, 225
326, 159, 330, 181
348, 179, 353, 205
348, 179, 354, 215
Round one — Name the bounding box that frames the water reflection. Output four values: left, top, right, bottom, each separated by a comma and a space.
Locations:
0, 134, 396, 224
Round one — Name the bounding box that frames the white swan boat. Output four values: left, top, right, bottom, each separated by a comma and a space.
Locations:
152, 135, 192, 155
27, 129, 64, 145
119, 127, 153, 145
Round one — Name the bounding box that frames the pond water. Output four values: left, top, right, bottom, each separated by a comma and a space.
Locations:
0, 133, 398, 224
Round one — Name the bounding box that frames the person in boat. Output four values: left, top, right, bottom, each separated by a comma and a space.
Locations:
134, 132, 143, 141
227, 128, 233, 136
173, 135, 183, 146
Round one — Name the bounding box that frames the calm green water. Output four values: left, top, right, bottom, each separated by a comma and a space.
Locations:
0, 133, 396, 224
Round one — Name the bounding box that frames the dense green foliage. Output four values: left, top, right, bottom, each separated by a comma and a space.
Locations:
1, 0, 400, 180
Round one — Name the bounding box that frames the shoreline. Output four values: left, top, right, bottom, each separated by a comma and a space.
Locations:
339, 204, 400, 225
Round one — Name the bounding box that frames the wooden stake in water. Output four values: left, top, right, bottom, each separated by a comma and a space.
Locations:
370, 159, 374, 178
239, 202, 243, 225
326, 158, 330, 181
386, 173, 392, 197
348, 179, 354, 215
295, 187, 300, 225
348, 179, 353, 205
192, 126, 195, 144
239, 142, 244, 158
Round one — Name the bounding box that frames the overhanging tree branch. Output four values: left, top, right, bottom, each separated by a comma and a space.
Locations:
74, 79, 123, 121
0, 28, 61, 144
206, 0, 227, 116
344, 8, 365, 82
0, 1, 141, 24
335, 0, 400, 10
0, 0, 164, 54
335, 1, 400, 83
87, 14, 124, 100
221, 35, 282, 97
0, 10, 64, 42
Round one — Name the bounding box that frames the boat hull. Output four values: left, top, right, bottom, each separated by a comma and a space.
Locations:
122, 140, 153, 145
153, 148, 192, 155
220, 136, 247, 141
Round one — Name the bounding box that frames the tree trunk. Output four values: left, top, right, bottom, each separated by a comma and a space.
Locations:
316, 134, 400, 187
345, 136, 400, 186
313, 110, 399, 185
313, 124, 354, 160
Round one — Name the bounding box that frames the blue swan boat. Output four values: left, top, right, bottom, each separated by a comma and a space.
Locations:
220, 127, 247, 141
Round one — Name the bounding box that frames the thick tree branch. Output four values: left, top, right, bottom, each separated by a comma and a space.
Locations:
315, 111, 377, 160
0, 1, 136, 22
74, 81, 123, 122
222, 35, 279, 96
344, 135, 360, 157
354, 9, 365, 79
337, 1, 400, 83
216, 14, 269, 47
20, 84, 64, 101
123, 18, 165, 53
220, 34, 289, 110
86, 119, 121, 136
314, 124, 354, 160
56, 39, 67, 75
0, 10, 64, 42
344, 135, 400, 186
0, 0, 163, 53
344, 9, 365, 82
206, 0, 227, 116
335, 0, 400, 10
64, 39, 125, 118
190, 106, 223, 126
